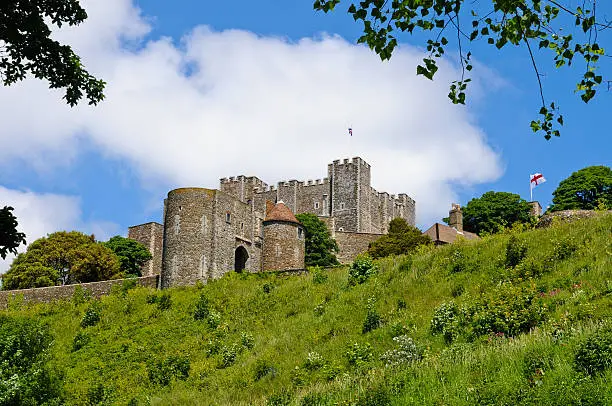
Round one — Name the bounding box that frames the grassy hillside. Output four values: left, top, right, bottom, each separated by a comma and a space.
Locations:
2, 213, 611, 405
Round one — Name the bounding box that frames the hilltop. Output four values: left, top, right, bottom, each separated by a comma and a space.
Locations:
2, 213, 611, 405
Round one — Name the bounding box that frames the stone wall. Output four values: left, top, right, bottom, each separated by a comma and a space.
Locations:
128, 222, 163, 276
0, 275, 159, 308
161, 187, 261, 288
334, 231, 382, 264
262, 221, 305, 271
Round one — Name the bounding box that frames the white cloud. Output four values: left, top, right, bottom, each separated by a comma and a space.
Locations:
0, 187, 119, 273
0, 0, 503, 228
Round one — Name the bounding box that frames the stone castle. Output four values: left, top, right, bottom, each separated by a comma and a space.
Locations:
128, 157, 416, 288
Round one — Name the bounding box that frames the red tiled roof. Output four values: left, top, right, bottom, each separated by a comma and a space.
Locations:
264, 201, 301, 224
423, 223, 479, 244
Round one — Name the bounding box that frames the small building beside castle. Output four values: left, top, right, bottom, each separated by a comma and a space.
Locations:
128, 157, 416, 288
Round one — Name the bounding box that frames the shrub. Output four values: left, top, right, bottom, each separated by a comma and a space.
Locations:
505, 236, 527, 268
194, 293, 211, 320
156, 292, 172, 311
574, 327, 612, 375
310, 266, 328, 284
314, 303, 325, 316
522, 348, 553, 386
267, 389, 292, 406
348, 254, 377, 286
87, 382, 112, 405
205, 338, 221, 357
253, 359, 276, 381
240, 331, 255, 350
72, 330, 90, 352
552, 237, 579, 261
303, 351, 325, 371
430, 301, 462, 343
362, 297, 382, 334
81, 301, 102, 328
345, 342, 373, 367
380, 335, 423, 367
0, 316, 63, 405
147, 355, 190, 386
218, 344, 239, 369
447, 248, 475, 274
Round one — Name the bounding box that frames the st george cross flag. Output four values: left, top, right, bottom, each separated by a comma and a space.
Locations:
348, 128, 353, 136
530, 173, 546, 189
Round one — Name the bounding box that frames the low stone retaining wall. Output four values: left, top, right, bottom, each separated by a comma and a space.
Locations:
335, 231, 382, 264
537, 210, 611, 228
0, 275, 159, 308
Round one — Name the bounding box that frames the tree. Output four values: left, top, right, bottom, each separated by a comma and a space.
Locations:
1, 231, 122, 290
103, 236, 152, 277
0, 206, 26, 260
313, 0, 609, 139
1, 0, 105, 106
462, 191, 533, 235
550, 165, 612, 211
295, 213, 339, 267
368, 218, 431, 259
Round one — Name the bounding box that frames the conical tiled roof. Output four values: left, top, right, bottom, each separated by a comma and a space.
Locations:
264, 201, 301, 224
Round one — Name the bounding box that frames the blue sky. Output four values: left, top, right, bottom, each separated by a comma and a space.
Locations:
0, 0, 610, 271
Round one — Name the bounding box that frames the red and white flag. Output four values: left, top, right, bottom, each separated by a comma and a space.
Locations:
530, 173, 546, 189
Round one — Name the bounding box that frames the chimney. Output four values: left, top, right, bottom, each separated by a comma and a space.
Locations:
449, 203, 463, 232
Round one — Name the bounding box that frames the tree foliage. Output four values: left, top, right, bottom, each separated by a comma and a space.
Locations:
0, 315, 63, 405
462, 191, 533, 235
0, 0, 105, 106
313, 0, 609, 139
368, 217, 431, 259
295, 213, 339, 267
0, 206, 26, 260
103, 236, 152, 277
550, 165, 612, 211
1, 231, 122, 290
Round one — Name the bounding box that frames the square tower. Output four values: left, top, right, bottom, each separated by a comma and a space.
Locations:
328, 157, 372, 232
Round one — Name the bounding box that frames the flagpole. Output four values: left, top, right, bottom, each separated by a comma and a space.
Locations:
530, 175, 533, 202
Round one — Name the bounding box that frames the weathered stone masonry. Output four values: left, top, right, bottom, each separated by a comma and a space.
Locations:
128, 157, 416, 288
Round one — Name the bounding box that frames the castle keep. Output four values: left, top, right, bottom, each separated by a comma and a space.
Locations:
129, 157, 416, 288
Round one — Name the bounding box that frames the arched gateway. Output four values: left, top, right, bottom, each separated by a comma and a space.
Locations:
234, 246, 248, 272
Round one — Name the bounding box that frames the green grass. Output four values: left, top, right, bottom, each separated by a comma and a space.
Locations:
2, 213, 612, 405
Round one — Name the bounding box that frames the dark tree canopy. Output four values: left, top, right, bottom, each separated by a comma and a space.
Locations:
462, 191, 533, 235
103, 236, 152, 277
368, 217, 431, 259
1, 231, 122, 290
0, 206, 26, 260
550, 165, 612, 211
314, 0, 610, 139
295, 213, 339, 267
0, 0, 105, 105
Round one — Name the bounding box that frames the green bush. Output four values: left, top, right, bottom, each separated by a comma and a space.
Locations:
218, 344, 239, 369
146, 292, 172, 311
380, 335, 422, 367
240, 331, 255, 350
310, 266, 328, 284
0, 315, 63, 405
345, 342, 373, 367
303, 351, 325, 371
430, 301, 463, 343
362, 297, 382, 333
81, 301, 102, 328
348, 254, 377, 286
72, 330, 90, 352
267, 389, 292, 406
193, 293, 211, 320
301, 392, 331, 406
253, 359, 276, 381
147, 355, 190, 386
505, 236, 527, 268
574, 327, 612, 375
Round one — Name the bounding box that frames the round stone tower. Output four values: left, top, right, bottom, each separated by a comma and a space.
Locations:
262, 201, 305, 271
161, 187, 215, 288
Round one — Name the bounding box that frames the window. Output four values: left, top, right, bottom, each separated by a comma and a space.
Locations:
338, 227, 344, 232
339, 202, 345, 210
314, 202, 320, 209
226, 212, 231, 223
298, 228, 303, 239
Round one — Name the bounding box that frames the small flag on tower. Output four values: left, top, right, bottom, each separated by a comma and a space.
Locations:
529, 172, 546, 201
530, 173, 546, 188
348, 128, 353, 136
